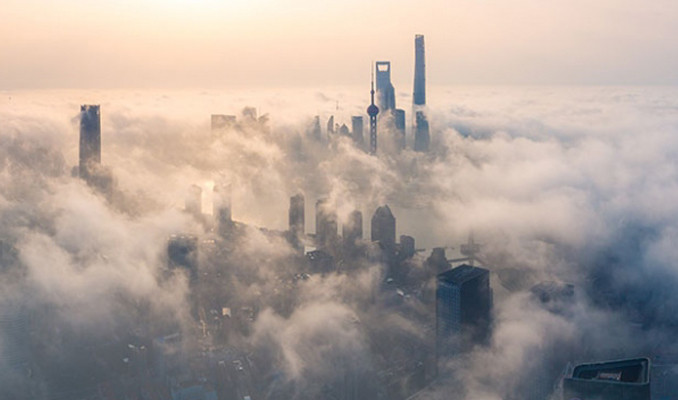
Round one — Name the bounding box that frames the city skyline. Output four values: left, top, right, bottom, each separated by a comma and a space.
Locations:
2, 2, 678, 399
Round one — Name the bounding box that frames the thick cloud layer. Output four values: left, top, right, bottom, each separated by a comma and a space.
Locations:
1, 86, 678, 398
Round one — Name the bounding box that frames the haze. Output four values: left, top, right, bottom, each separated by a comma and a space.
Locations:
2, 0, 678, 89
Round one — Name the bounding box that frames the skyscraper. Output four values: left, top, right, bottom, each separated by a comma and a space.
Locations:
316, 198, 338, 248
436, 265, 491, 356
79, 104, 101, 180
351, 116, 364, 147
213, 183, 232, 236
211, 114, 236, 131
367, 69, 380, 155
394, 108, 406, 149
288, 194, 305, 253
167, 234, 199, 283
413, 35, 430, 153
370, 205, 396, 247
327, 115, 335, 137
414, 111, 430, 152
413, 35, 426, 106
375, 61, 396, 112
342, 210, 363, 246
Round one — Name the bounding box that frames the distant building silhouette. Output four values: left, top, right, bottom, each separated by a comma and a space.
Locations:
413, 35, 426, 106
327, 115, 335, 137
351, 116, 364, 147
367, 68, 380, 155
400, 235, 415, 259
343, 210, 363, 246
394, 108, 406, 149
316, 198, 338, 248
376, 61, 396, 112
414, 111, 430, 152
289, 194, 305, 252
310, 115, 322, 140
436, 265, 491, 358
79, 105, 101, 180
168, 234, 199, 283
211, 114, 236, 131
338, 123, 350, 137
213, 183, 232, 236
371, 205, 396, 247
426, 247, 450, 274
563, 358, 651, 400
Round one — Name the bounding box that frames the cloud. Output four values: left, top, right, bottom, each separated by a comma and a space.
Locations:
2, 86, 678, 398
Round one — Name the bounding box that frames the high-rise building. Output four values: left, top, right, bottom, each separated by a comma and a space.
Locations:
400, 235, 415, 259
376, 61, 396, 112
342, 210, 363, 246
310, 115, 322, 140
562, 358, 651, 400
426, 247, 451, 274
79, 105, 101, 180
213, 183, 232, 236
327, 115, 335, 137
371, 205, 396, 247
414, 111, 430, 152
338, 123, 350, 137
168, 234, 199, 283
316, 198, 338, 248
351, 116, 364, 147
394, 108, 406, 149
289, 194, 305, 241
413, 35, 426, 106
367, 69, 380, 155
211, 114, 236, 131
436, 265, 491, 356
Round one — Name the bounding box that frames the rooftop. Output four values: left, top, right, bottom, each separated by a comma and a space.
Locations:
437, 264, 489, 285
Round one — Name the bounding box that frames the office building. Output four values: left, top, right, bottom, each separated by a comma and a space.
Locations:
414, 111, 430, 152
327, 115, 335, 137
376, 61, 396, 112
394, 108, 406, 149
338, 123, 350, 137
213, 183, 232, 236
400, 235, 415, 259
211, 114, 236, 131
343, 210, 363, 246
289, 194, 305, 237
289, 194, 305, 252
436, 265, 491, 356
371, 205, 396, 247
351, 116, 364, 147
168, 235, 199, 283
563, 358, 651, 400
413, 35, 426, 106
316, 198, 338, 248
310, 115, 322, 140
79, 105, 101, 180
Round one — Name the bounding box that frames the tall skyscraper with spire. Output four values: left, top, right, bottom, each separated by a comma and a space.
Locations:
413, 34, 430, 152
367, 66, 380, 155
413, 35, 426, 106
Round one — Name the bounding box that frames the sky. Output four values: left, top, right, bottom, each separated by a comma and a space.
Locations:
1, 0, 677, 89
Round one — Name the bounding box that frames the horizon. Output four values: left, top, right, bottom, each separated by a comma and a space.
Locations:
2, 0, 678, 89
